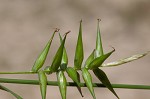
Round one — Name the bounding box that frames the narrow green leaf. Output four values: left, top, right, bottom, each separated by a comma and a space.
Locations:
93, 68, 119, 99
76, 71, 84, 97
86, 48, 115, 69
31, 29, 59, 72
95, 19, 104, 57
66, 67, 84, 97
102, 51, 150, 67
74, 20, 84, 70
84, 49, 95, 67
82, 68, 96, 99
59, 33, 68, 70
38, 70, 47, 99
57, 70, 67, 99
0, 84, 23, 99
47, 32, 69, 74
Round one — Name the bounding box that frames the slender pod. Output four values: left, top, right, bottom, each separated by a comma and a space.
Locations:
86, 48, 115, 70
102, 51, 149, 67
31, 29, 59, 72
76, 71, 84, 97
38, 70, 47, 99
66, 67, 83, 97
95, 19, 104, 57
84, 49, 95, 67
47, 31, 69, 74
59, 33, 68, 70
93, 68, 119, 99
74, 20, 84, 70
57, 70, 67, 99
82, 68, 96, 99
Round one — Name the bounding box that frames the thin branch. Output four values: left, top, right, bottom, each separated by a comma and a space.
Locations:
0, 71, 36, 74
0, 78, 150, 90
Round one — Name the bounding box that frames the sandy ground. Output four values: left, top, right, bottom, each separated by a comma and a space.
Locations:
0, 0, 150, 99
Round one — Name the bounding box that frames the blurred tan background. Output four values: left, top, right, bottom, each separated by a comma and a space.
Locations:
0, 0, 150, 99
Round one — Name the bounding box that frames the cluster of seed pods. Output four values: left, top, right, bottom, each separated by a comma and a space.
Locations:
0, 19, 148, 99
30, 19, 121, 99
29, 19, 150, 99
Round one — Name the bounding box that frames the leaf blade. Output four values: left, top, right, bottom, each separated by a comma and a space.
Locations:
87, 48, 115, 69
74, 20, 84, 70
93, 68, 119, 99
102, 51, 149, 67
84, 49, 95, 67
82, 68, 96, 99
59, 33, 68, 70
95, 19, 104, 57
57, 70, 67, 99
47, 32, 69, 74
38, 70, 47, 99
31, 29, 59, 72
66, 67, 84, 97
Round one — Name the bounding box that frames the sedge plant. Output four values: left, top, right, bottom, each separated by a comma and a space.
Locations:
0, 19, 149, 99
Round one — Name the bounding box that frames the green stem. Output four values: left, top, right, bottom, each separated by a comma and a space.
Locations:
0, 71, 36, 74
0, 78, 150, 90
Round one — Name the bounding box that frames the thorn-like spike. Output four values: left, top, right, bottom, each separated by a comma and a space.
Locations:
63, 31, 71, 36
54, 28, 60, 32
97, 18, 101, 22
80, 19, 82, 23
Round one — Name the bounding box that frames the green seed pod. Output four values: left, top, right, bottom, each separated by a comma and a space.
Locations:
66, 67, 83, 97
86, 48, 115, 70
47, 32, 69, 74
38, 70, 47, 99
66, 67, 80, 85
57, 70, 67, 99
74, 20, 84, 70
82, 68, 96, 99
93, 68, 119, 99
59, 33, 68, 70
31, 29, 59, 72
102, 51, 149, 67
95, 19, 104, 57
84, 49, 95, 67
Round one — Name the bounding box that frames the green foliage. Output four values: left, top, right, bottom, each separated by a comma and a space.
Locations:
101, 51, 149, 67
0, 20, 149, 99
59, 33, 68, 70
38, 70, 47, 99
84, 49, 95, 67
82, 68, 96, 99
31, 29, 59, 72
85, 48, 115, 69
95, 19, 104, 57
74, 20, 84, 70
93, 68, 119, 99
66, 67, 83, 97
57, 70, 67, 99
45, 32, 69, 74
